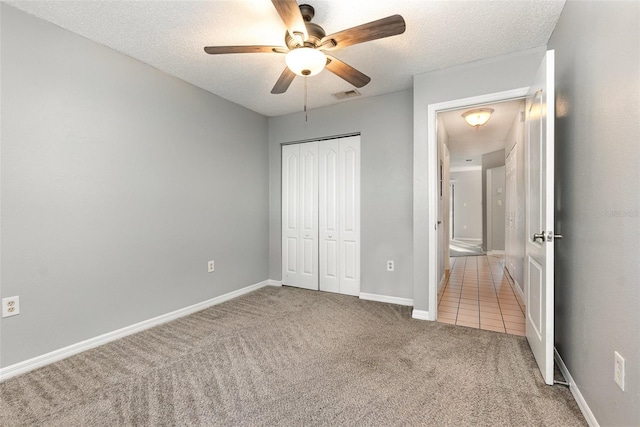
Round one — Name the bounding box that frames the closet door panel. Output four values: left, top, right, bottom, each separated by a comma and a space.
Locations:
339, 136, 360, 296
319, 140, 340, 293
281, 144, 300, 285
297, 142, 319, 290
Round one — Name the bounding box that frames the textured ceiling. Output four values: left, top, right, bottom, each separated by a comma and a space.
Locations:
440, 98, 525, 168
7, 0, 565, 117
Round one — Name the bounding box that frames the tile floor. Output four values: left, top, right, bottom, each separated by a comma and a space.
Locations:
437, 255, 526, 336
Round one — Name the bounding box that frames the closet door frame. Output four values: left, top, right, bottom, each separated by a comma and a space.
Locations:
281, 135, 360, 296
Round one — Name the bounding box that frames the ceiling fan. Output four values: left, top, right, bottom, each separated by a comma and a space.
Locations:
204, 0, 406, 94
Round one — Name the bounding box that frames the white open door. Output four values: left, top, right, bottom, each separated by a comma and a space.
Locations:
525, 50, 556, 385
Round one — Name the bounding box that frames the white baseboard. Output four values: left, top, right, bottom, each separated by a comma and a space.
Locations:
513, 278, 525, 301
0, 279, 272, 382
359, 292, 413, 307
504, 268, 526, 302
488, 250, 505, 255
411, 309, 434, 321
554, 348, 599, 427
266, 279, 282, 287
438, 273, 448, 293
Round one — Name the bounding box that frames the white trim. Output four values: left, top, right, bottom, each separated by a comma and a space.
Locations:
0, 280, 272, 382
438, 273, 447, 294
450, 165, 482, 173
411, 309, 434, 321
359, 292, 413, 307
427, 87, 530, 320
267, 279, 282, 286
487, 169, 493, 251
488, 250, 505, 256
554, 348, 600, 427
453, 237, 482, 243
512, 278, 525, 301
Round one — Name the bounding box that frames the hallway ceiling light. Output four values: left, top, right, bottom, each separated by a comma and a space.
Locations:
462, 108, 494, 127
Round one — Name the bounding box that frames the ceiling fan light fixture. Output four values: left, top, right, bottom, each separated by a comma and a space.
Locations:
286, 47, 326, 77
462, 108, 495, 127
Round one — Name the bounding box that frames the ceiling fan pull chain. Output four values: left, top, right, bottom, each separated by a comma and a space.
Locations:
304, 76, 308, 122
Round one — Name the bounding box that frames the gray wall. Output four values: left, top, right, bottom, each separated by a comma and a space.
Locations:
0, 5, 269, 367
450, 170, 482, 240
413, 47, 545, 312
548, 1, 640, 425
481, 150, 505, 251
268, 90, 413, 299
486, 166, 505, 251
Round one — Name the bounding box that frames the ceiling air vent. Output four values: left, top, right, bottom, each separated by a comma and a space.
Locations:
333, 89, 361, 100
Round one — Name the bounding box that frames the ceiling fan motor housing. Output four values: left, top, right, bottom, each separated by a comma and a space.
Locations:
285, 22, 326, 50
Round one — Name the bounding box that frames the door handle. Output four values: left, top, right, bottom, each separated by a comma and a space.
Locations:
328, 235, 333, 239
533, 232, 546, 242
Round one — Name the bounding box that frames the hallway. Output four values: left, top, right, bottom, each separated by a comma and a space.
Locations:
437, 255, 526, 335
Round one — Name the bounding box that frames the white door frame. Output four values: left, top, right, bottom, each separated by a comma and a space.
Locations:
423, 87, 529, 321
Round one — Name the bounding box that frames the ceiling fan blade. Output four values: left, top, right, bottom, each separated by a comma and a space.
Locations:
320, 15, 406, 50
271, 0, 308, 43
204, 46, 287, 55
325, 55, 371, 88
271, 67, 296, 94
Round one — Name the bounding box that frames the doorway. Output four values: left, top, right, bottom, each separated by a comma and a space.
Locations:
433, 94, 527, 335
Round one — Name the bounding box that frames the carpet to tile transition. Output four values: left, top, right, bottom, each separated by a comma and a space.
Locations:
0, 286, 585, 426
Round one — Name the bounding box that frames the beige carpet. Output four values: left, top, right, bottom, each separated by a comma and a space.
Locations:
0, 286, 586, 426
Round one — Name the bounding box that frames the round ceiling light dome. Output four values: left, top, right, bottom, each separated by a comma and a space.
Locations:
462, 108, 495, 127
286, 47, 327, 77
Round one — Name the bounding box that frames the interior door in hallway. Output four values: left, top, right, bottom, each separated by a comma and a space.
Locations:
525, 50, 556, 385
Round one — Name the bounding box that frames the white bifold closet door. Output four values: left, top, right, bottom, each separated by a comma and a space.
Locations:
282, 141, 319, 290
282, 136, 360, 296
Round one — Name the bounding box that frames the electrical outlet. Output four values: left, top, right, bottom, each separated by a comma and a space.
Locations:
2, 296, 20, 318
614, 351, 625, 391
387, 260, 394, 272
208, 260, 215, 273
